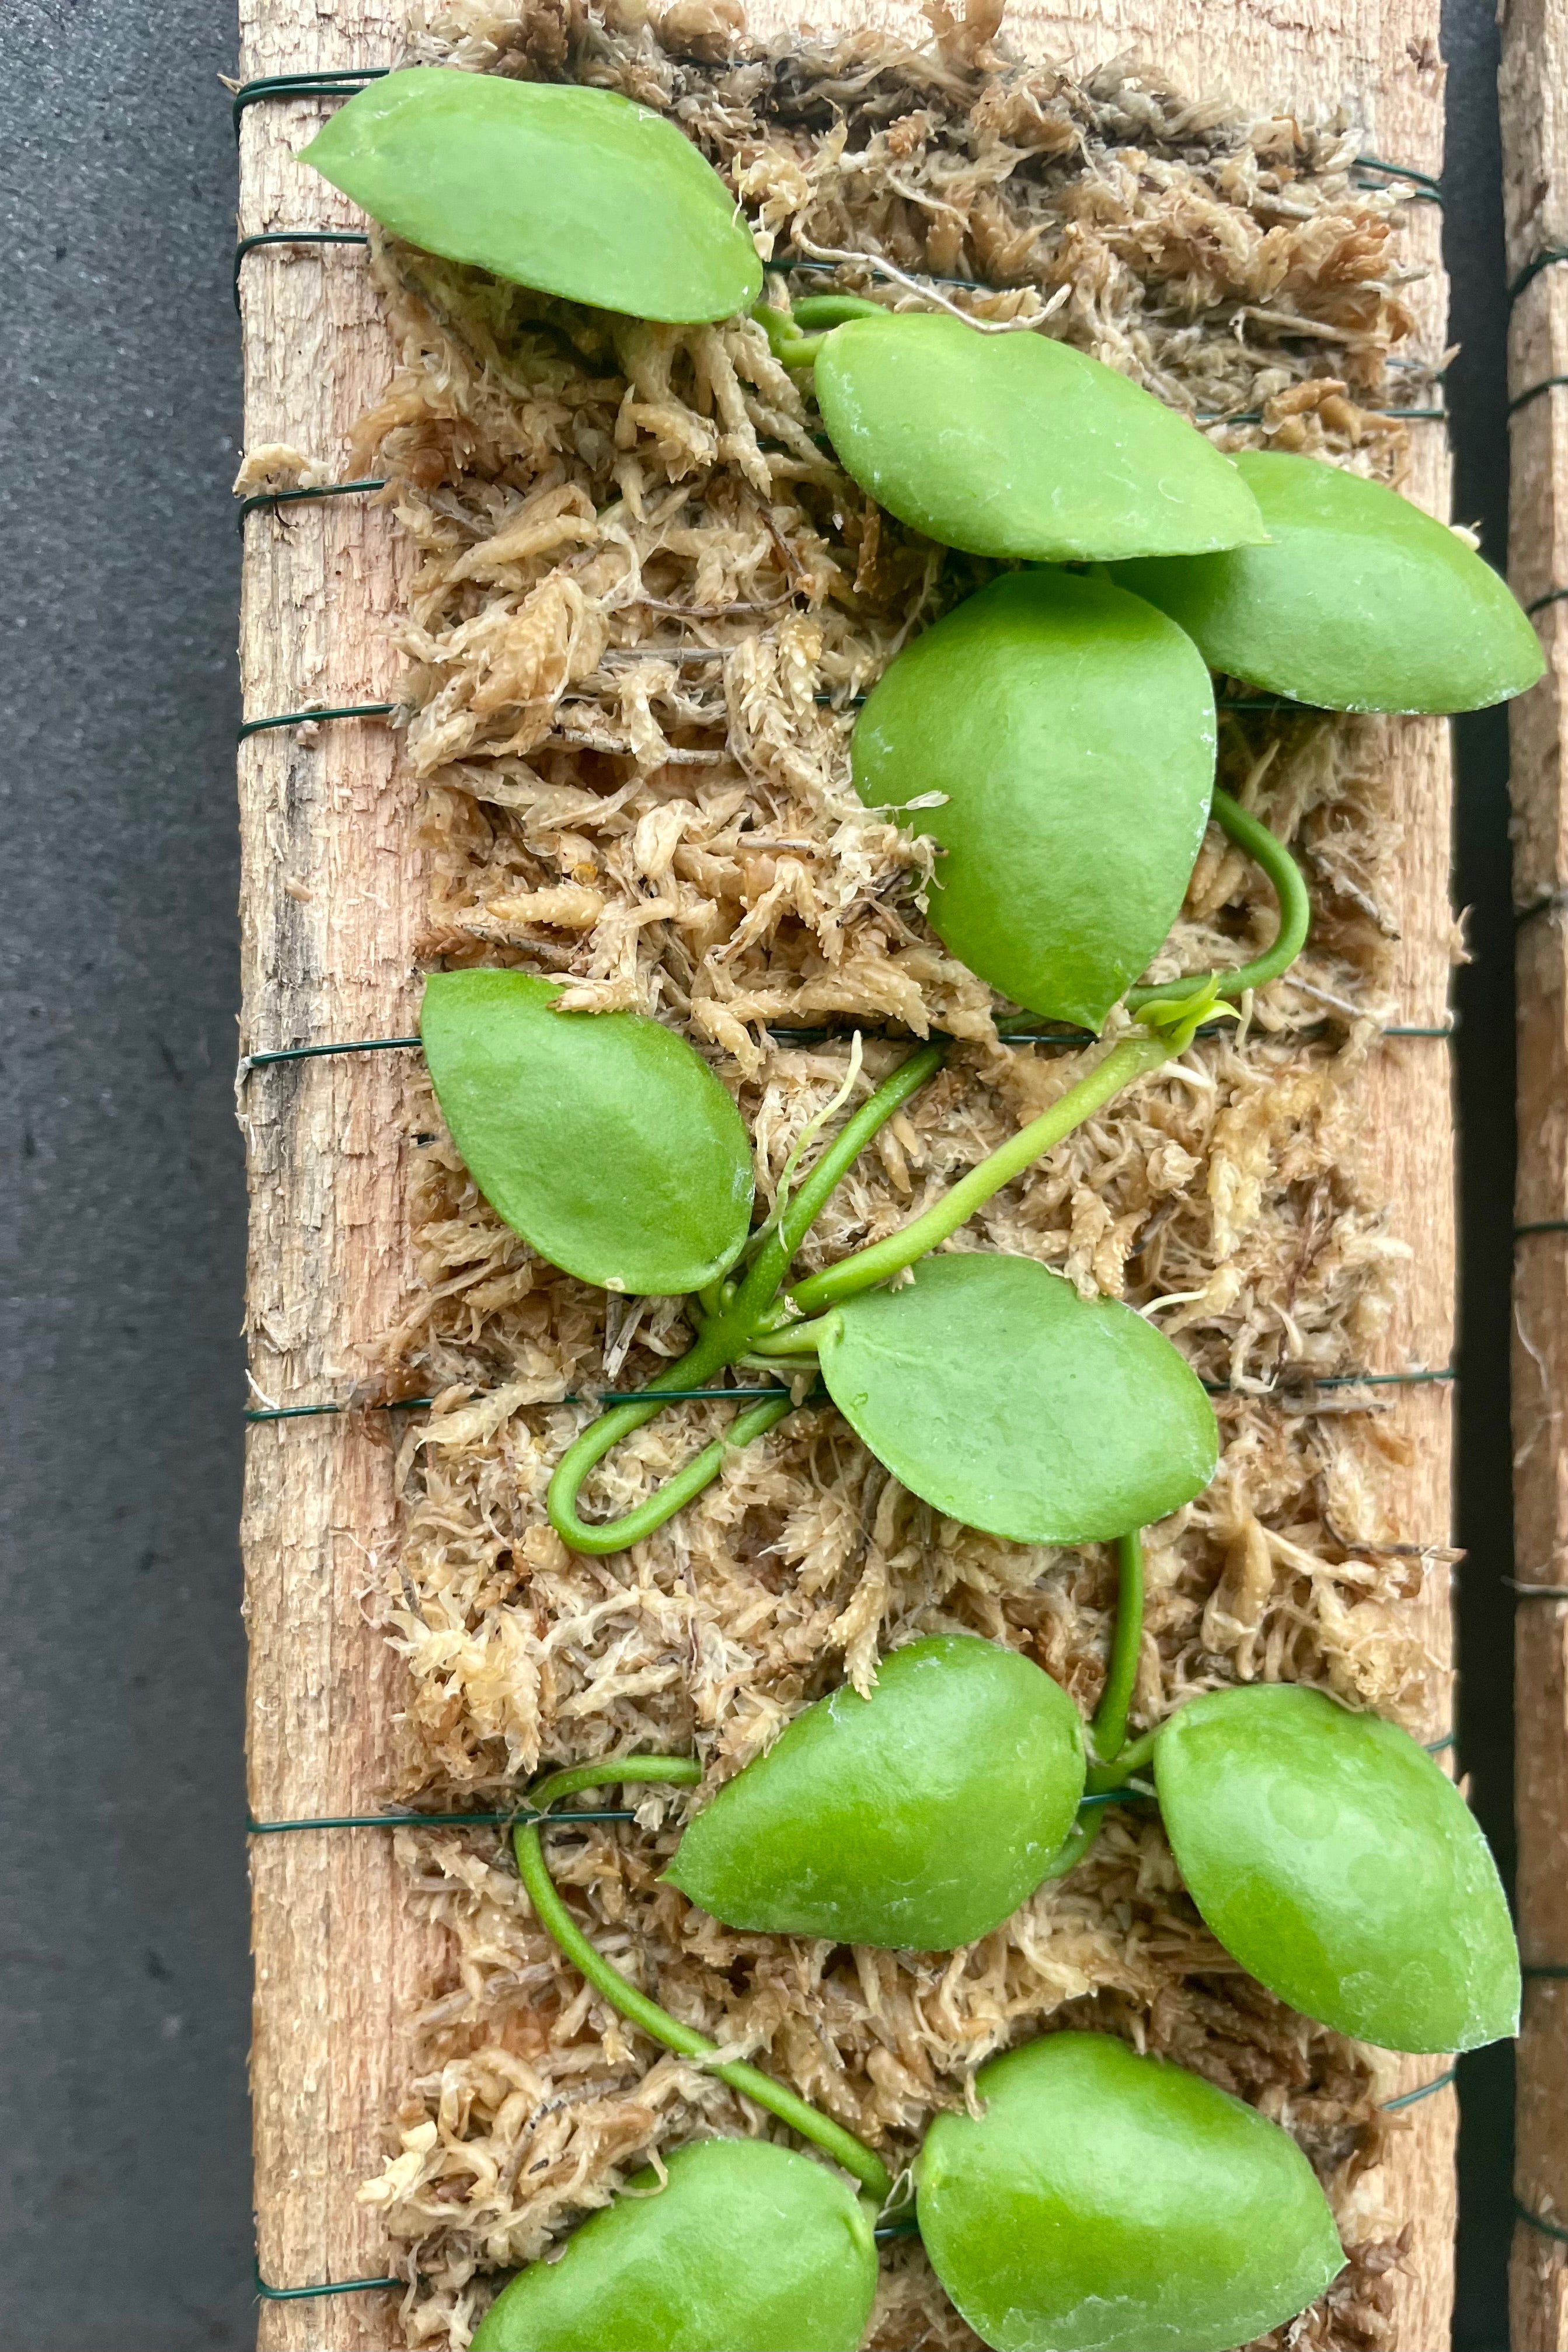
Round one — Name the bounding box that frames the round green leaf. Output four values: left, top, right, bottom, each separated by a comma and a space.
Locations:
1154, 1684, 1520, 2053
1117, 448, 1545, 713
420, 968, 753, 1295
817, 1253, 1218, 1543
917, 2032, 1344, 2352
468, 2137, 877, 2352
665, 1635, 1085, 1949
302, 68, 762, 324
812, 313, 1267, 562
851, 570, 1216, 1028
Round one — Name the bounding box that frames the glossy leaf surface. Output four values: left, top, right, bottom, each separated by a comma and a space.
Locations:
468, 2137, 877, 2351
1154, 1684, 1520, 2052
666, 1635, 1085, 1949
813, 313, 1267, 561
817, 1253, 1218, 1543
421, 969, 752, 1295
851, 571, 1215, 1027
917, 2032, 1344, 2352
302, 68, 762, 323
1118, 449, 1545, 712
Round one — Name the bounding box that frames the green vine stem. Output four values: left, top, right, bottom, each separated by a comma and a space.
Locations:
773, 1033, 1168, 1323
548, 1044, 944, 1553
1039, 1811, 1103, 1880
1128, 786, 1311, 1011
752, 291, 885, 369
513, 1759, 895, 2201
1042, 1528, 1149, 1876
1086, 1529, 1145, 1788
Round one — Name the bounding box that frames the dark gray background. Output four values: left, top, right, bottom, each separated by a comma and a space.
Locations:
0, 1, 1522, 2344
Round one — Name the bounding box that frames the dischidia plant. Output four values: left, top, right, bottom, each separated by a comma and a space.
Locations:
306, 59, 1538, 2352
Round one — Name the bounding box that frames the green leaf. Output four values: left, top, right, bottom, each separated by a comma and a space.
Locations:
817, 1253, 1218, 1543
917, 2032, 1344, 2352
420, 969, 753, 1295
851, 570, 1216, 1028
1117, 449, 1545, 713
1154, 1684, 1520, 2053
666, 1635, 1085, 1950
302, 68, 762, 324
468, 2138, 877, 2352
812, 313, 1267, 561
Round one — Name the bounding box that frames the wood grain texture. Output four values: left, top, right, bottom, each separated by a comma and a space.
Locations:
236, 13, 437, 2343
237, 1, 1457, 2343
1501, 0, 1568, 2337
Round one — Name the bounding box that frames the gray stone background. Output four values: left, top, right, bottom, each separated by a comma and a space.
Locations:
0, 1, 1521, 2343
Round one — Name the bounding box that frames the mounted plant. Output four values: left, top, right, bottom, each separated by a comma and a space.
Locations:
419, 963, 1234, 1559
291, 36, 1545, 2351
457, 1760, 1349, 2352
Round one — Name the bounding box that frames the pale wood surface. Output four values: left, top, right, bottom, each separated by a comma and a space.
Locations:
238, 0, 1457, 2343
1501, 1, 1568, 2333
236, 12, 439, 2342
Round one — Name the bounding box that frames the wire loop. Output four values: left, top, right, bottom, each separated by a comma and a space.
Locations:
1510, 372, 1568, 417
232, 67, 390, 135
245, 1367, 1451, 1421
1509, 248, 1568, 305
243, 1384, 799, 1423
1382, 2067, 1458, 2111
240, 1018, 1452, 1071
233, 228, 370, 311
1517, 2198, 1568, 2248
236, 477, 387, 528
249, 1806, 635, 1833
255, 2259, 400, 2302
238, 701, 395, 741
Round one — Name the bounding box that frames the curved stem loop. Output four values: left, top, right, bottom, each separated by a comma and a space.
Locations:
1127, 786, 1311, 1012
514, 1759, 893, 2200
548, 1389, 794, 1555
546, 1045, 943, 1555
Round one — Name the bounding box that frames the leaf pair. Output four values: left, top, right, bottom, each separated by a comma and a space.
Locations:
852, 466, 1543, 1031
471, 2034, 1344, 2352
792, 309, 1538, 717
670, 1647, 1519, 2055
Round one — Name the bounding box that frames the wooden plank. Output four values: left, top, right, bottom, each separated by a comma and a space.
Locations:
235, 15, 439, 2343
1501, 0, 1568, 2336
237, 2, 1455, 2344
